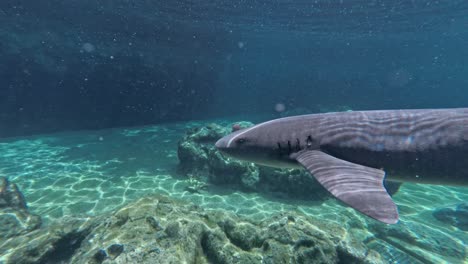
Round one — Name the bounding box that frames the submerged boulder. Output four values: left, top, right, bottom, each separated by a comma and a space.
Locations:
4, 191, 464, 264
177, 122, 328, 200
433, 203, 468, 231
0, 177, 27, 210
3, 215, 97, 264
0, 194, 385, 264
368, 219, 467, 263
177, 122, 260, 190
0, 177, 41, 239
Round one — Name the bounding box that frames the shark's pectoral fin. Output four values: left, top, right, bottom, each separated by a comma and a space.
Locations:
294, 150, 399, 224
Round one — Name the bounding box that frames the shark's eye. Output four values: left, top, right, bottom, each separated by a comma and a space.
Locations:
236, 138, 246, 144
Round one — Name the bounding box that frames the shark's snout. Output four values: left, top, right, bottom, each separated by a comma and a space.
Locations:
215, 139, 224, 149
216, 131, 241, 150
215, 137, 228, 150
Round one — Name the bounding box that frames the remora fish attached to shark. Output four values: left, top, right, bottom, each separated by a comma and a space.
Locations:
215, 108, 468, 224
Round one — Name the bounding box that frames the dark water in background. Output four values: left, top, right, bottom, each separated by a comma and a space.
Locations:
1, 1, 468, 137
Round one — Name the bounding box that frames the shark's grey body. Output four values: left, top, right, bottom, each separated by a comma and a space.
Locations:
215, 108, 468, 224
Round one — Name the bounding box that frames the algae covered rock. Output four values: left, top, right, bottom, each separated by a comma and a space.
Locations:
218, 217, 263, 250
2, 216, 95, 264
258, 166, 327, 200
1, 194, 382, 264
368, 220, 467, 264
433, 202, 468, 231
177, 122, 239, 171
261, 213, 340, 264
208, 150, 260, 189
177, 122, 261, 190
201, 228, 263, 264
0, 177, 41, 239
0, 177, 27, 210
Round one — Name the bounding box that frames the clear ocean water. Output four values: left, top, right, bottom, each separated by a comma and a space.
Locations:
1, 1, 467, 263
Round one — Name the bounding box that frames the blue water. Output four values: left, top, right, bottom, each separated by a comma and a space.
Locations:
1, 1, 468, 263
1, 1, 468, 136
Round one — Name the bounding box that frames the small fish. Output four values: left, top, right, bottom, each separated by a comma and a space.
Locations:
215, 108, 468, 224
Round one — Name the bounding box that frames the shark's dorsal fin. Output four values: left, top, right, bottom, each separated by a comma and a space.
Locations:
295, 150, 399, 224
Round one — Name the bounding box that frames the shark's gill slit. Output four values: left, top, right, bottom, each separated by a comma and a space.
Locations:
306, 135, 313, 148
287, 140, 292, 154
296, 138, 301, 151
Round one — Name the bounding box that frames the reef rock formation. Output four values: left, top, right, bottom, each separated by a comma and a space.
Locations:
368, 219, 467, 263
0, 177, 41, 239
177, 122, 328, 201
0, 194, 385, 264
433, 203, 468, 231
0, 177, 27, 210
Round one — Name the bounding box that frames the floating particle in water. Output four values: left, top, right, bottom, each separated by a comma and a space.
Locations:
238, 42, 245, 49
82, 43, 95, 53
275, 103, 286, 112
387, 69, 412, 87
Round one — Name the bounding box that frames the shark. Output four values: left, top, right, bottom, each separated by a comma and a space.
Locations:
215, 108, 468, 224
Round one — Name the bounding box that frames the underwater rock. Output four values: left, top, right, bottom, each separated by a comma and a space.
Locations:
0, 177, 27, 210
261, 239, 291, 263
0, 194, 385, 264
263, 213, 339, 263
433, 203, 468, 231
177, 124, 229, 177
218, 217, 263, 250
178, 122, 261, 190
70, 195, 211, 264
145, 216, 163, 231
239, 166, 260, 190
369, 220, 467, 263
0, 177, 41, 239
177, 123, 329, 199
91, 249, 107, 264
208, 150, 260, 189
258, 167, 328, 200
3, 216, 95, 264
201, 228, 263, 263
107, 244, 124, 260
0, 209, 41, 239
